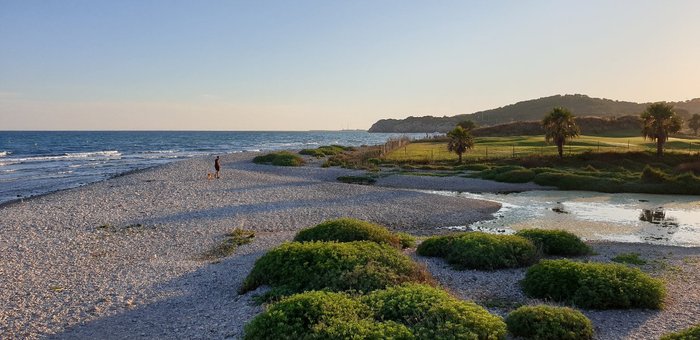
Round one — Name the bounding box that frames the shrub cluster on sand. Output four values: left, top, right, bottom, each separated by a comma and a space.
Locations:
294, 218, 414, 249
252, 151, 305, 166
515, 229, 591, 256
506, 305, 594, 340
661, 324, 700, 340
521, 259, 665, 309
239, 241, 433, 296
243, 284, 507, 340
299, 145, 354, 157
416, 232, 538, 270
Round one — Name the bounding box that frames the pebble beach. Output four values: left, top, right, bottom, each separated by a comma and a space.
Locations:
1, 152, 699, 339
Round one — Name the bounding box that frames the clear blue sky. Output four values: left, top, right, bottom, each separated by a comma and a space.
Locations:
1, 0, 699, 130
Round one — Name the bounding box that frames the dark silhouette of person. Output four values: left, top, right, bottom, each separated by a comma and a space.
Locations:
214, 156, 221, 179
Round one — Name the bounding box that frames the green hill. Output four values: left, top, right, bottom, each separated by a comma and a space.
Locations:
368, 94, 700, 133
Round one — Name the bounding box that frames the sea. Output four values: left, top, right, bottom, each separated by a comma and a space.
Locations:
0, 131, 425, 205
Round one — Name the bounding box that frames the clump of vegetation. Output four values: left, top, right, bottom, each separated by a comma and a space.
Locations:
244, 284, 506, 340
202, 228, 255, 260
363, 284, 507, 339
337, 175, 376, 185
294, 218, 410, 248
611, 252, 647, 265
416, 232, 538, 270
515, 229, 591, 256
641, 165, 668, 183
252, 151, 305, 166
396, 232, 416, 248
239, 241, 433, 296
299, 145, 354, 157
521, 259, 665, 309
661, 324, 700, 340
506, 305, 594, 340
447, 126, 475, 163
494, 168, 536, 183
243, 291, 406, 339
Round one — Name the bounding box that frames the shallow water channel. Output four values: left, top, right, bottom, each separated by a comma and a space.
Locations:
427, 190, 700, 247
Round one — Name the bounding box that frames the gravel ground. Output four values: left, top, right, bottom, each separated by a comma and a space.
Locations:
1, 152, 698, 339
0, 153, 499, 339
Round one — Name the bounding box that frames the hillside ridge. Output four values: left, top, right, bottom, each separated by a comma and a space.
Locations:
368, 94, 700, 133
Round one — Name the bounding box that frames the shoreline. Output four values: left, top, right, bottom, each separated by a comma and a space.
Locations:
1, 151, 698, 339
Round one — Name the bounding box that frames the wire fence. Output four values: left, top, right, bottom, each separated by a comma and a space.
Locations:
386, 139, 700, 162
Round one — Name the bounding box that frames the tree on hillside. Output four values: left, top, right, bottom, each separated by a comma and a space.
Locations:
457, 120, 477, 131
542, 107, 580, 159
689, 114, 700, 136
641, 103, 683, 157
447, 126, 474, 163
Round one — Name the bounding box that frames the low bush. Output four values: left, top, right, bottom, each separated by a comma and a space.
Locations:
239, 241, 433, 296
506, 305, 593, 340
294, 218, 402, 248
611, 252, 647, 265
396, 232, 416, 248
417, 232, 538, 270
337, 175, 376, 185
252, 151, 305, 166
661, 324, 700, 340
494, 168, 536, 183
299, 145, 354, 158
201, 229, 255, 259
641, 165, 668, 183
299, 148, 325, 157
364, 284, 507, 339
463, 163, 491, 171
515, 229, 591, 256
244, 284, 506, 340
521, 259, 665, 309
480, 165, 527, 180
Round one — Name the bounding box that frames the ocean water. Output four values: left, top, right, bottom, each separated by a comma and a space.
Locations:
0, 131, 424, 204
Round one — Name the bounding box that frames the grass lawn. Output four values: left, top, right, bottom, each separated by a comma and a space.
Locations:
385, 135, 700, 162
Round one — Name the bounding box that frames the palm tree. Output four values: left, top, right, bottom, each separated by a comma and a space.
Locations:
447, 126, 474, 163
641, 103, 683, 157
542, 107, 580, 159
689, 113, 700, 136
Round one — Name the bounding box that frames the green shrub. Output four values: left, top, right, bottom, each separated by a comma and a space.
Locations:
506, 305, 593, 340
253, 152, 305, 166
661, 324, 700, 340
299, 148, 326, 157
521, 259, 665, 309
481, 165, 527, 180
337, 175, 376, 185
515, 229, 591, 256
641, 165, 668, 183
294, 218, 402, 248
244, 285, 506, 340
417, 232, 538, 270
493, 168, 536, 183
611, 252, 647, 265
244, 291, 376, 340
364, 284, 507, 339
239, 241, 433, 295
415, 235, 454, 258
396, 232, 416, 248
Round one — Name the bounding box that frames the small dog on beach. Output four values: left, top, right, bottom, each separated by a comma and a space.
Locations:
207, 173, 214, 180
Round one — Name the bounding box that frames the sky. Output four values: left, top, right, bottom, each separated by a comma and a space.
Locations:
1, 0, 699, 131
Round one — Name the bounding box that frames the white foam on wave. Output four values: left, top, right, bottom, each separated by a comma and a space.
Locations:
0, 151, 10, 157
8, 150, 122, 163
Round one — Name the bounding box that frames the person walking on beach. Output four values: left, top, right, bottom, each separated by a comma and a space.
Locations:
214, 156, 221, 179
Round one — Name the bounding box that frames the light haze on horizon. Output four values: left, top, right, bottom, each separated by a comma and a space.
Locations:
1, 0, 699, 131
